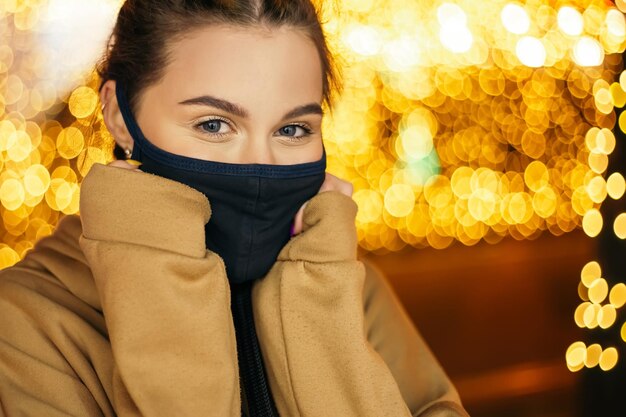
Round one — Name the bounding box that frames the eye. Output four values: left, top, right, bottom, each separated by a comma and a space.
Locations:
277, 124, 313, 138
200, 120, 222, 133
194, 117, 234, 138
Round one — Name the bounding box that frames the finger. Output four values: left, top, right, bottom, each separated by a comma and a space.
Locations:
291, 202, 307, 236
107, 159, 141, 171
319, 172, 353, 197
342, 180, 354, 197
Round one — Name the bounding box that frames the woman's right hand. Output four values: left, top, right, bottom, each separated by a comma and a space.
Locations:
291, 173, 354, 236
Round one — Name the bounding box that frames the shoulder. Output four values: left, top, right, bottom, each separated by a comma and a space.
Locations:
0, 216, 111, 415
0, 214, 103, 331
1, 214, 101, 311
358, 256, 469, 416
361, 257, 394, 305
359, 256, 415, 349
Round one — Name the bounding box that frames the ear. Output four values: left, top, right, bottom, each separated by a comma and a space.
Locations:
100, 79, 134, 152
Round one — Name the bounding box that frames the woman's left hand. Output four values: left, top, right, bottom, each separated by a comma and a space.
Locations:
291, 173, 354, 236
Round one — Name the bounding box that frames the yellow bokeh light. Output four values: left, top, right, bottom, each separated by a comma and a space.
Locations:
508, 192, 533, 224
582, 209, 603, 237
6, 130, 32, 162
609, 283, 626, 308
56, 127, 85, 160
596, 128, 616, 154
77, 146, 111, 177
610, 82, 626, 108
614, 213, 626, 239
585, 343, 602, 368
68, 86, 98, 119
501, 3, 530, 35
54, 180, 74, 211
593, 85, 614, 114
23, 164, 51, 197
397, 124, 434, 161
384, 184, 415, 217
587, 152, 608, 174
619, 109, 626, 133
574, 301, 590, 327
437, 3, 473, 54
589, 278, 609, 304
354, 189, 383, 224
573, 36, 605, 67
516, 36, 546, 68
532, 186, 557, 218
578, 282, 590, 301
566, 341, 587, 371
606, 172, 626, 199
0, 245, 21, 269
599, 347, 619, 371
451, 167, 473, 199
557, 6, 584, 36
0, 178, 25, 211
343, 24, 382, 56
586, 175, 607, 204
524, 161, 549, 192
468, 188, 497, 222
0, 121, 17, 151
583, 303, 600, 328
598, 304, 617, 329
605, 9, 626, 38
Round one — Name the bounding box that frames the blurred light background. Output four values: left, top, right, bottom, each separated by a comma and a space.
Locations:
1, 0, 626, 415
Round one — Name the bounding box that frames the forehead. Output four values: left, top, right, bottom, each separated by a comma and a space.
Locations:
159, 24, 324, 107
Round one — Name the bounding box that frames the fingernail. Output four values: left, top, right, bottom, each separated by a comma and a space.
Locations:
126, 159, 142, 166
289, 223, 295, 237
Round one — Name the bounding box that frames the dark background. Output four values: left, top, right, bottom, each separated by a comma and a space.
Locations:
364, 229, 593, 417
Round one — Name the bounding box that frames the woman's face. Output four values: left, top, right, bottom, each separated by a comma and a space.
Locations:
103, 24, 325, 165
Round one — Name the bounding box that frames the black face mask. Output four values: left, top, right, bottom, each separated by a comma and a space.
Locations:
115, 82, 326, 284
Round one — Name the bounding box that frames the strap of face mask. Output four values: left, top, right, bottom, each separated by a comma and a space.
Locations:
114, 81, 145, 162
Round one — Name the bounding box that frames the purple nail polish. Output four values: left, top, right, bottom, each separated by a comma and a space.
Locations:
289, 223, 295, 237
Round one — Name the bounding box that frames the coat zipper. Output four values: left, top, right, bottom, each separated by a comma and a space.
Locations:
231, 280, 279, 417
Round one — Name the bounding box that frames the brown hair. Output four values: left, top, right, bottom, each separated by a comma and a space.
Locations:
96, 0, 342, 160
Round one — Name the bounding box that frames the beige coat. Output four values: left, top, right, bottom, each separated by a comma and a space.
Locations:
0, 162, 469, 417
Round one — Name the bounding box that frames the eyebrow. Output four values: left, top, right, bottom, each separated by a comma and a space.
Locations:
178, 95, 323, 120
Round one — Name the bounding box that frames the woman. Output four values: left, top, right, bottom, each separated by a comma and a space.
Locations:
0, 1, 469, 416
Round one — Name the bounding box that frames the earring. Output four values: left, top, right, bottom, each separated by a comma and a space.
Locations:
124, 147, 142, 166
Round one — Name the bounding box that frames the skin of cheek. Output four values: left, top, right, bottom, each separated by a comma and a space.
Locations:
133, 24, 325, 165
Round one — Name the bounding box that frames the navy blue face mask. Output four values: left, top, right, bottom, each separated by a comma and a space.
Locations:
115, 82, 327, 284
